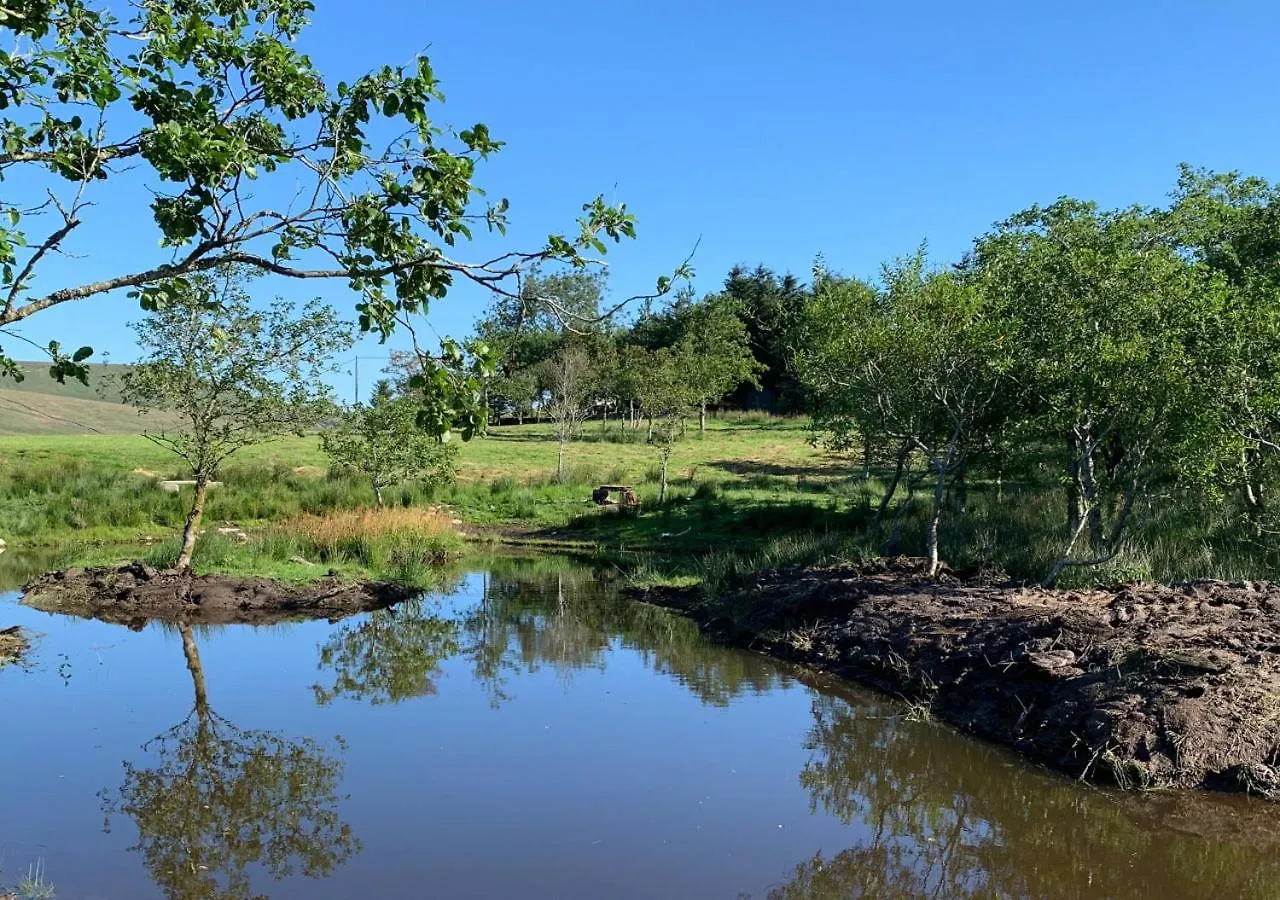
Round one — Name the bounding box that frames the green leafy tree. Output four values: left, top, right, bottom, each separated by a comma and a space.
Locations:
1168, 167, 1280, 531
537, 344, 597, 480
673, 295, 762, 432
475, 268, 609, 425
796, 254, 1011, 575
720, 264, 810, 412
487, 369, 540, 423
633, 346, 696, 503
972, 200, 1226, 585
0, 1, 685, 427
322, 382, 458, 507
120, 269, 351, 569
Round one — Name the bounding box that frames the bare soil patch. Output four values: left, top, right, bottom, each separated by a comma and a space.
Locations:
643, 558, 1280, 797
22, 563, 417, 626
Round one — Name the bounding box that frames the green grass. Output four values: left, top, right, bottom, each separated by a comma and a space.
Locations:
59, 512, 466, 589
0, 416, 835, 541
0, 361, 158, 435
2, 415, 1276, 590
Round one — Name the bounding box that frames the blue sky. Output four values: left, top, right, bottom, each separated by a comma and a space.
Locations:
9, 0, 1280, 401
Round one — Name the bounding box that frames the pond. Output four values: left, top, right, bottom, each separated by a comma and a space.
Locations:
3, 553, 1280, 899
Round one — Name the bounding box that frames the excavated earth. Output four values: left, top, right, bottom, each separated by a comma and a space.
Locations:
643, 558, 1280, 797
21, 563, 417, 627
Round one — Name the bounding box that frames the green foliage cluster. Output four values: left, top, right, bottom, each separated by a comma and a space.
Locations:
0, 0, 683, 431
120, 267, 350, 567
466, 269, 761, 494
321, 381, 458, 506
794, 167, 1280, 584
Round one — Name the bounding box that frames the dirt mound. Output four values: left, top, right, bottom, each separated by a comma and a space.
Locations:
0, 625, 27, 668
22, 563, 417, 626
647, 558, 1280, 797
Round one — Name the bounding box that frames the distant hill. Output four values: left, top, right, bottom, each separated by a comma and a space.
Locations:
0, 362, 154, 435
2, 361, 131, 402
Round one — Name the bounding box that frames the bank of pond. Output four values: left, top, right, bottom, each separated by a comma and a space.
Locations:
4, 552, 1280, 898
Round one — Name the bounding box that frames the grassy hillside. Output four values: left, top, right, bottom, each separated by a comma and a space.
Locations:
3, 361, 131, 401
0, 361, 151, 435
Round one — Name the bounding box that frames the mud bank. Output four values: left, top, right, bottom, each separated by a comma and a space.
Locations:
0, 625, 28, 668
642, 558, 1280, 797
22, 563, 417, 626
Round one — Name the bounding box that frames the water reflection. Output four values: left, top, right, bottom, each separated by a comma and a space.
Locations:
101, 623, 358, 899
313, 597, 460, 705
758, 691, 1280, 899
8, 555, 1280, 899
462, 559, 790, 708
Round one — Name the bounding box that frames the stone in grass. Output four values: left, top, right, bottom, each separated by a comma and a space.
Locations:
158, 479, 223, 494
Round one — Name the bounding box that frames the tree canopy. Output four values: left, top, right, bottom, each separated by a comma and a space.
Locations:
120, 267, 349, 568
0, 0, 685, 429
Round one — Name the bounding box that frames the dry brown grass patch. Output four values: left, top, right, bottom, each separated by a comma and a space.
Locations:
286, 506, 457, 544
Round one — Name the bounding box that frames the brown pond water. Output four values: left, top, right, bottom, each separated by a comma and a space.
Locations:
3, 554, 1280, 899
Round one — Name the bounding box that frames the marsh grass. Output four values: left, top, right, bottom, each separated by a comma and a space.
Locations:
276, 507, 462, 568
7, 859, 56, 900
5, 420, 1279, 591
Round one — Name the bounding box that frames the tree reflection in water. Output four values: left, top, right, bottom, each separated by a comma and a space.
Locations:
758, 691, 1280, 899
102, 623, 358, 900
94, 560, 1280, 900
460, 560, 789, 708
313, 596, 461, 705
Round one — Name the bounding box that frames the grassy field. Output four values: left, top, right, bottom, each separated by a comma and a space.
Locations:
1, 413, 1274, 590
0, 414, 829, 481
0, 414, 842, 541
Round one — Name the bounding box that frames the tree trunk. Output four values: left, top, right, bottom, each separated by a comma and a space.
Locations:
556, 437, 567, 480
647, 416, 654, 441
175, 472, 211, 571
699, 402, 706, 434
1044, 443, 1149, 588
925, 451, 950, 577
874, 441, 910, 528
1243, 447, 1265, 525
180, 622, 209, 716
373, 482, 384, 508
1079, 441, 1103, 547
862, 437, 872, 480
659, 449, 671, 504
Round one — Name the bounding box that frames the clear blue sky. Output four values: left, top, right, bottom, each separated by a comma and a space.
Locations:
10, 0, 1280, 401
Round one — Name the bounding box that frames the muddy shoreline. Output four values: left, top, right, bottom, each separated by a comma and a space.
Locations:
638, 558, 1280, 798
21, 563, 418, 626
